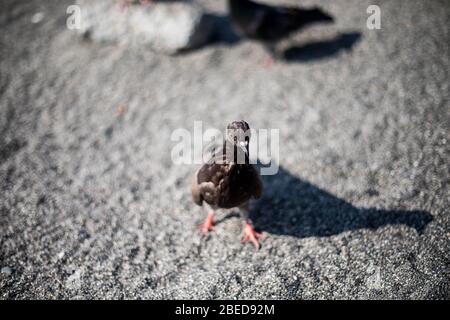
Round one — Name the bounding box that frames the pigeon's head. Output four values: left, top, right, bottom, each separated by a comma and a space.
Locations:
226, 120, 251, 150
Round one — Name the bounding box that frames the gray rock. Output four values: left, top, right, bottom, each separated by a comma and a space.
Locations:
76, 0, 214, 54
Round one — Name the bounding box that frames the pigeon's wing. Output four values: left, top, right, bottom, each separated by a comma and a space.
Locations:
191, 169, 203, 206
231, 8, 266, 38
229, 0, 273, 39
216, 164, 261, 208
196, 162, 231, 207
192, 141, 234, 208
255, 7, 303, 40
250, 165, 263, 199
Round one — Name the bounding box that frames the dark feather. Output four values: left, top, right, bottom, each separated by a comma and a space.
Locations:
194, 157, 262, 209
228, 0, 334, 42
192, 121, 263, 209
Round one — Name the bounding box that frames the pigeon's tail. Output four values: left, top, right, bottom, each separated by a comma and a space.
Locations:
309, 8, 334, 23
289, 7, 334, 26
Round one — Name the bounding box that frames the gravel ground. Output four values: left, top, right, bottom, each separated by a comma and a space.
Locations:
1, 0, 449, 299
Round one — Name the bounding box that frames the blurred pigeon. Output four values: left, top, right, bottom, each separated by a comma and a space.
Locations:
228, 0, 334, 63
192, 121, 264, 249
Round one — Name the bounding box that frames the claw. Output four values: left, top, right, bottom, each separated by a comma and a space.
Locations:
241, 222, 263, 249
198, 212, 215, 234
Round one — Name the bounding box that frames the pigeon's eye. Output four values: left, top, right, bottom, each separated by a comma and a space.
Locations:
234, 136, 237, 142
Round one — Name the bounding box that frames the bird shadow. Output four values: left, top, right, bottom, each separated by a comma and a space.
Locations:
283, 32, 362, 63
246, 165, 432, 238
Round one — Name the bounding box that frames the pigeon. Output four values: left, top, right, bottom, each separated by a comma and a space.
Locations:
228, 0, 334, 62
191, 121, 264, 249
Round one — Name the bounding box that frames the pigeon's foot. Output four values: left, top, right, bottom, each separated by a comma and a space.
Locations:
199, 212, 215, 234
241, 222, 263, 249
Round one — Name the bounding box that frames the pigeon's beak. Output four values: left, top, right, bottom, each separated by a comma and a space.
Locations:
239, 141, 248, 154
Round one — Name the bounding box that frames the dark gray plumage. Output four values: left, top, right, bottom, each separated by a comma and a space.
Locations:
192, 121, 264, 248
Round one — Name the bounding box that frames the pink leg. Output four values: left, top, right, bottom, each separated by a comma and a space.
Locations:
198, 211, 215, 234
241, 222, 263, 249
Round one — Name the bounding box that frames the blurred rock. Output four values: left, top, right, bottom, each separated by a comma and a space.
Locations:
76, 0, 214, 54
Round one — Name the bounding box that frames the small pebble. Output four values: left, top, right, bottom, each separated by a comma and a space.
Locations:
31, 12, 45, 24
1, 267, 12, 276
